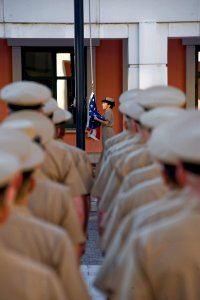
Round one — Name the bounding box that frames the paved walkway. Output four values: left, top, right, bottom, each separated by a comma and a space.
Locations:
81, 198, 105, 299
80, 265, 105, 300
81, 211, 103, 265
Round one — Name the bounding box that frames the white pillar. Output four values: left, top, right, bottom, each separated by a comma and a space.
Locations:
127, 24, 139, 89
127, 22, 168, 90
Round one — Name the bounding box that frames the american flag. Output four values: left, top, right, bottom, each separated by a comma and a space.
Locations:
86, 92, 105, 140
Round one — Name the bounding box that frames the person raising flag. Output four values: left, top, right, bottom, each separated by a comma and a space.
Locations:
87, 92, 106, 141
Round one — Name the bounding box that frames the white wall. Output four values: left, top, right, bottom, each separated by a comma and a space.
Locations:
100, 0, 200, 23
2, 0, 200, 24
4, 0, 74, 23
3, 0, 99, 23
1, 0, 200, 94
0, 0, 4, 22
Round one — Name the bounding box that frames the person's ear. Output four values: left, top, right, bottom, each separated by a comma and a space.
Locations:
124, 119, 128, 130
13, 172, 23, 190
29, 177, 35, 193
0, 203, 10, 224
131, 120, 139, 132
176, 162, 187, 187
0, 180, 17, 224
55, 127, 59, 139
160, 164, 169, 185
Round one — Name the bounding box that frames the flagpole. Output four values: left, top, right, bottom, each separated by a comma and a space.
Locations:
74, 0, 85, 150
88, 0, 94, 93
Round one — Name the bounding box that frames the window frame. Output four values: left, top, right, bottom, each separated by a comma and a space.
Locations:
21, 46, 87, 130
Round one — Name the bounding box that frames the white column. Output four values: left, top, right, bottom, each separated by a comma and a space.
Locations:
122, 39, 128, 92
127, 22, 168, 90
138, 22, 168, 88
127, 24, 139, 89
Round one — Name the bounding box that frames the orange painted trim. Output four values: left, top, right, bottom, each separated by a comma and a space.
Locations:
0, 39, 12, 88
168, 38, 186, 93
0, 39, 12, 121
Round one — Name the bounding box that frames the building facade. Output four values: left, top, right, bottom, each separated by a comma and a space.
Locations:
0, 0, 200, 151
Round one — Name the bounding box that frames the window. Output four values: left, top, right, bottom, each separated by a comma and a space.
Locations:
22, 47, 87, 129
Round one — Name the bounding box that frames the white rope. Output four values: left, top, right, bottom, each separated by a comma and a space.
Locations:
88, 0, 94, 92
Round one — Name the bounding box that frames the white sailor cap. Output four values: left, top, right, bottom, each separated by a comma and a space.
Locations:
53, 108, 72, 125
167, 110, 200, 164
136, 86, 186, 109
119, 100, 144, 121
0, 151, 20, 187
4, 110, 55, 145
148, 124, 178, 165
0, 81, 51, 106
0, 128, 44, 171
119, 89, 140, 104
148, 109, 197, 165
41, 98, 58, 116
140, 107, 186, 130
